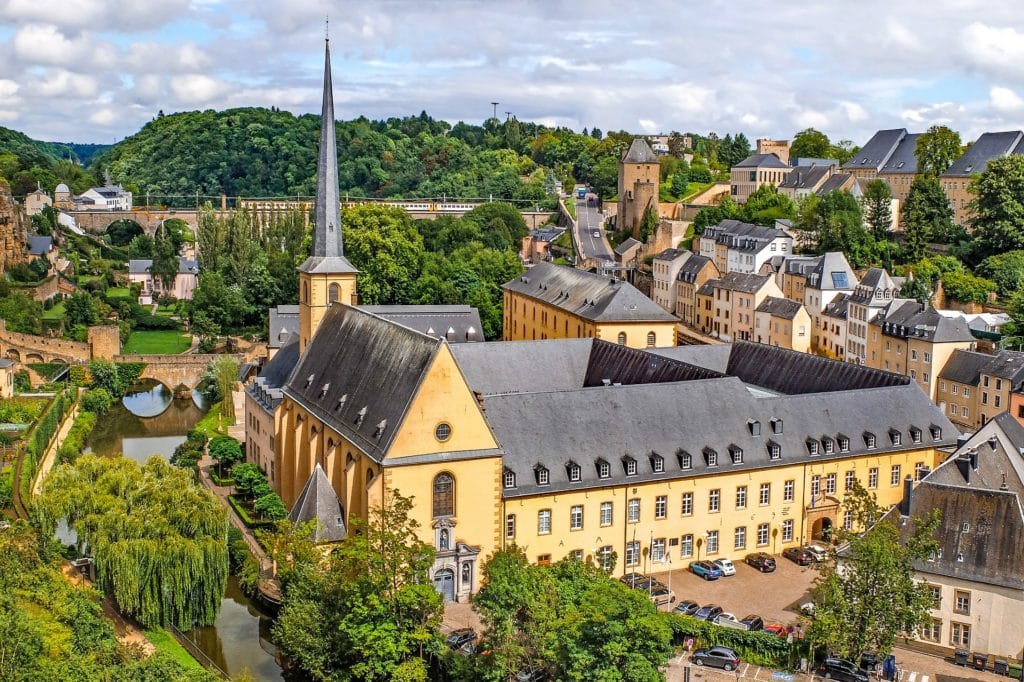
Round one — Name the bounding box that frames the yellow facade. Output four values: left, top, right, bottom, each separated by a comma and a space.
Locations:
502, 290, 676, 348
755, 306, 811, 353
298, 270, 358, 353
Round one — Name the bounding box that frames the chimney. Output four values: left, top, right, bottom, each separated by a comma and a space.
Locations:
956, 434, 970, 450
955, 454, 971, 484
899, 475, 913, 516
969, 448, 979, 471
988, 435, 998, 451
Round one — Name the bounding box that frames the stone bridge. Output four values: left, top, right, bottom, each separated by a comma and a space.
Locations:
63, 208, 201, 236
116, 353, 245, 390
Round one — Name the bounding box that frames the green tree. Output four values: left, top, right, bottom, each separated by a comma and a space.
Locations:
231, 462, 266, 499
341, 204, 425, 305
273, 491, 443, 681
941, 270, 996, 304
741, 184, 797, 225
639, 204, 659, 242
904, 176, 954, 259
208, 436, 243, 476
790, 128, 831, 159
254, 491, 288, 520
670, 161, 690, 197
813, 190, 868, 259
970, 155, 1024, 259
693, 198, 740, 235
807, 481, 941, 660
151, 221, 180, 290
978, 250, 1024, 298
862, 179, 893, 239
915, 125, 962, 176
65, 292, 98, 326
106, 219, 144, 246
0, 291, 43, 334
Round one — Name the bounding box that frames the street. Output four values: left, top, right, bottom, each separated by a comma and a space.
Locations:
573, 196, 613, 263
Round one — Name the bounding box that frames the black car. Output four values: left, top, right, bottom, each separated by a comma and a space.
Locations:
820, 657, 869, 682
739, 614, 764, 631
693, 604, 723, 621
446, 628, 477, 652
859, 652, 881, 673
783, 546, 815, 566
745, 552, 777, 572
673, 599, 700, 616
692, 646, 740, 671
620, 572, 646, 588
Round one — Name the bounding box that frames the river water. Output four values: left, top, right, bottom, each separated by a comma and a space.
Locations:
79, 380, 291, 681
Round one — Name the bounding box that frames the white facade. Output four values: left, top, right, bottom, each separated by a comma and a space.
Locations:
77, 185, 133, 211
726, 237, 791, 274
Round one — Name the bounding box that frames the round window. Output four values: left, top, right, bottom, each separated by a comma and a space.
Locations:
435, 422, 452, 442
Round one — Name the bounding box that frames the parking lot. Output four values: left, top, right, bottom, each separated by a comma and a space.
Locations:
647, 555, 819, 625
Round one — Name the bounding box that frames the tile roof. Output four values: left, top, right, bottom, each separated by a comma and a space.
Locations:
288, 463, 347, 543
942, 131, 1023, 177
716, 271, 772, 294
622, 138, 659, 164
127, 257, 199, 275
842, 128, 907, 171
734, 153, 790, 169
878, 133, 922, 175
501, 261, 676, 323
362, 305, 484, 343
676, 254, 714, 283
756, 296, 804, 320
614, 237, 642, 256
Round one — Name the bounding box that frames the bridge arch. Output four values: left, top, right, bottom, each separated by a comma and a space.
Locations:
5, 349, 20, 362
25, 353, 44, 363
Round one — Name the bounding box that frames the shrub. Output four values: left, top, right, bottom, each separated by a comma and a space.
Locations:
254, 491, 287, 521
668, 615, 791, 666
134, 313, 179, 330
170, 429, 207, 469
227, 526, 250, 571
80, 388, 114, 414
231, 462, 266, 498
942, 270, 997, 304
57, 411, 98, 464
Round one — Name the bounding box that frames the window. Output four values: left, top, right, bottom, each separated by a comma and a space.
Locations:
617, 332, 627, 346
651, 538, 666, 562
536, 466, 549, 486
749, 419, 761, 436
838, 436, 850, 452
597, 502, 614, 527
681, 492, 693, 516
865, 432, 877, 449
435, 422, 452, 442
570, 505, 583, 530
807, 439, 820, 455
930, 425, 942, 440
706, 530, 719, 554
598, 545, 614, 571
951, 622, 971, 647
735, 486, 747, 509
782, 519, 794, 542
627, 498, 641, 523
679, 451, 692, 470
646, 331, 656, 347
432, 473, 455, 518
654, 495, 667, 519
503, 469, 516, 489
963, 387, 970, 398
650, 454, 665, 473
625, 540, 640, 566
811, 475, 821, 498
734, 526, 747, 550
567, 462, 581, 482
954, 590, 971, 615
825, 473, 837, 495
537, 554, 551, 567
771, 418, 783, 434
709, 489, 720, 513
768, 441, 781, 460
506, 513, 516, 539
868, 467, 878, 489
759, 483, 771, 505
843, 510, 853, 530
597, 460, 610, 479
568, 549, 583, 562
538, 509, 552, 534
681, 534, 693, 557
891, 465, 902, 486
328, 282, 340, 303
920, 619, 942, 643
705, 448, 718, 467
890, 429, 902, 446
624, 457, 637, 476
924, 352, 931, 363
915, 462, 926, 481
823, 438, 835, 454
729, 446, 743, 464
757, 523, 770, 547
784, 479, 795, 502
911, 428, 922, 444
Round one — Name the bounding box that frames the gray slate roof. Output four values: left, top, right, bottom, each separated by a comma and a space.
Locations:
27, 236, 52, 255
362, 305, 484, 343
943, 131, 1024, 177
127, 257, 199, 275
451, 338, 594, 396
756, 296, 803, 320
816, 173, 854, 195
677, 254, 715, 283
823, 292, 850, 319
622, 138, 659, 164
269, 305, 300, 348
716, 271, 771, 294
614, 237, 642, 256
0, 358, 13, 369
874, 299, 974, 343
501, 261, 676, 323
649, 344, 733, 373
654, 248, 689, 262
288, 463, 347, 543
878, 133, 922, 174
939, 349, 1024, 387
734, 153, 790, 169
842, 128, 907, 171
779, 165, 831, 190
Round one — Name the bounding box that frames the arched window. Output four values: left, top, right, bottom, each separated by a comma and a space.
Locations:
646, 331, 656, 347
617, 332, 627, 346
329, 283, 340, 304
433, 472, 455, 518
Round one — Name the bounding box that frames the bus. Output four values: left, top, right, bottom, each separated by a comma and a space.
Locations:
576, 187, 587, 200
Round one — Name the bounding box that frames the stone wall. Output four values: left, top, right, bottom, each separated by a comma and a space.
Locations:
0, 180, 29, 275
87, 325, 121, 359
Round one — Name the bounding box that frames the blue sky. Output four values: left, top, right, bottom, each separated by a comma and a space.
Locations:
1, 0, 1024, 145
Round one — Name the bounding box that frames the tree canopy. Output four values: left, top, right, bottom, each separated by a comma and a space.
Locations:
970, 155, 1024, 259
915, 125, 962, 176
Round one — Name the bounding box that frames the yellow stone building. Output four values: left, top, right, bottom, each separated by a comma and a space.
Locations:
501, 261, 678, 348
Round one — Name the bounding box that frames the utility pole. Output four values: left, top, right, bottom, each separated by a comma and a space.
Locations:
490, 102, 499, 120
505, 111, 511, 122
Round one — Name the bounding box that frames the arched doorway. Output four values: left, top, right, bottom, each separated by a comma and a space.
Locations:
433, 568, 455, 602
812, 517, 834, 542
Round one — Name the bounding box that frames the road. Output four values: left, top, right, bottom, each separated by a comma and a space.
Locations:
573, 196, 613, 264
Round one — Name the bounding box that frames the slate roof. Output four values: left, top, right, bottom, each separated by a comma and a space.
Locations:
816, 173, 855, 195
783, 255, 822, 276
614, 237, 642, 256
756, 296, 803, 320
282, 304, 444, 462
939, 349, 1024, 388
248, 334, 300, 413
649, 344, 733, 374
269, 305, 300, 349
677, 254, 714, 283
806, 252, 857, 291
127, 257, 199, 275
622, 138, 659, 164
27, 236, 52, 255
842, 128, 907, 171
654, 248, 688, 262
823, 292, 850, 320
726, 341, 908, 394
288, 464, 347, 543
874, 299, 974, 343
297, 256, 359, 274
451, 338, 595, 396
362, 305, 484, 343
878, 133, 922, 175
716, 271, 771, 294
733, 153, 790, 169
849, 268, 900, 305
779, 165, 831, 190
501, 261, 676, 323
530, 225, 565, 242
0, 358, 13, 369
943, 131, 1024, 177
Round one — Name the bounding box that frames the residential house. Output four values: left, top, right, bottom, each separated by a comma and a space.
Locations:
0, 358, 13, 398
778, 164, 835, 200
820, 293, 850, 361
268, 305, 300, 360
127, 257, 199, 304
27, 235, 56, 270
502, 261, 677, 348
815, 173, 861, 197
847, 268, 903, 365
675, 254, 719, 329
940, 131, 1024, 227
614, 237, 643, 276
937, 349, 1024, 432
841, 128, 909, 181
730, 153, 791, 204
775, 255, 821, 303
897, 414, 1024, 661
651, 248, 691, 313
698, 271, 782, 342
754, 296, 811, 353
520, 225, 566, 264
24, 186, 51, 216
803, 252, 857, 353
698, 219, 793, 274
617, 139, 660, 237
76, 184, 133, 211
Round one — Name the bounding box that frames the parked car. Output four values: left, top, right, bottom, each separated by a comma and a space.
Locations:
739, 614, 764, 631
762, 623, 788, 638
620, 572, 646, 588
689, 560, 723, 580
745, 552, 777, 572
692, 646, 740, 671
819, 657, 869, 682
714, 613, 749, 630
693, 604, 723, 622
649, 585, 675, 606
800, 601, 816, 615
859, 652, 881, 673
805, 544, 828, 562
592, 230, 600, 238
673, 599, 700, 616
713, 558, 736, 576
783, 547, 815, 565
446, 628, 477, 652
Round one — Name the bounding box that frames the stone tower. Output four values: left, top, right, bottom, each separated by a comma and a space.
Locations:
298, 38, 359, 353
617, 138, 659, 239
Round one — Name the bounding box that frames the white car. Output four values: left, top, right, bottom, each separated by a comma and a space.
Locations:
714, 612, 740, 626
592, 230, 600, 238
713, 558, 736, 576
805, 544, 828, 562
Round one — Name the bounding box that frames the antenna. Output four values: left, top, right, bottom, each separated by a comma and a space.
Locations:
505, 111, 511, 121
491, 102, 499, 119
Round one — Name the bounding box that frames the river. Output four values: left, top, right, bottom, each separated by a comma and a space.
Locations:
79, 379, 291, 681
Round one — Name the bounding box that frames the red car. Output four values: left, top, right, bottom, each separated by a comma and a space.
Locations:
763, 623, 788, 638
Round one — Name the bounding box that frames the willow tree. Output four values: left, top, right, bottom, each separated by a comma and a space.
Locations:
35, 455, 229, 630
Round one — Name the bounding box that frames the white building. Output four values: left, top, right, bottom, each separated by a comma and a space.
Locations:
76, 184, 133, 211
699, 219, 793, 275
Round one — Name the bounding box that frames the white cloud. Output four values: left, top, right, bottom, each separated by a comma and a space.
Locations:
12, 24, 92, 65
1, 0, 192, 32
794, 109, 829, 129
88, 108, 119, 126
170, 74, 227, 104
990, 86, 1024, 112
840, 101, 869, 123
0, 80, 20, 98
960, 22, 1024, 77
36, 70, 100, 98
637, 118, 658, 133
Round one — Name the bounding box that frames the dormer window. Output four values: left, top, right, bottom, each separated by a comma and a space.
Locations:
838, 435, 850, 452
930, 425, 942, 441
748, 420, 761, 436
910, 427, 922, 444
767, 441, 781, 460
650, 453, 665, 473
822, 437, 834, 454
335, 394, 348, 411
807, 439, 820, 456
304, 373, 315, 389
678, 450, 692, 470
729, 445, 743, 464
596, 459, 610, 479
503, 469, 516, 489
704, 447, 718, 467
567, 461, 582, 482
770, 418, 783, 434
623, 457, 637, 476
864, 432, 876, 449
889, 429, 902, 446
535, 466, 550, 486
320, 383, 330, 398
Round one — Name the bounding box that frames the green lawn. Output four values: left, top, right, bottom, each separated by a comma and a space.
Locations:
42, 301, 66, 320
106, 287, 132, 299
195, 401, 236, 437
122, 330, 192, 354
144, 628, 206, 673
77, 275, 102, 286
154, 304, 177, 318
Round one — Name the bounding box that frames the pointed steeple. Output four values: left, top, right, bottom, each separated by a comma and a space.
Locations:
299, 38, 357, 274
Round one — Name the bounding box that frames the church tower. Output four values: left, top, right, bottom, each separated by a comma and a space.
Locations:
298, 38, 359, 353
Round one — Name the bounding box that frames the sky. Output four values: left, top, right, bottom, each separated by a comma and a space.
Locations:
2, 0, 1024, 145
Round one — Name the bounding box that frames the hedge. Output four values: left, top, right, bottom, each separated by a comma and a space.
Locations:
668, 614, 792, 667
57, 411, 98, 464
227, 494, 275, 530
19, 389, 76, 499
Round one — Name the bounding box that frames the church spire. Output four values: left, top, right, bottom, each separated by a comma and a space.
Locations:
314, 38, 342, 258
